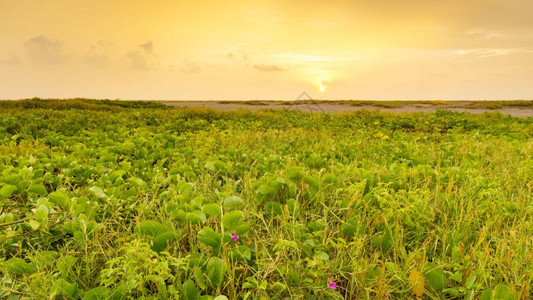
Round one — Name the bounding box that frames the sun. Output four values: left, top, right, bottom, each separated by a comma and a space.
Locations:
319, 85, 325, 92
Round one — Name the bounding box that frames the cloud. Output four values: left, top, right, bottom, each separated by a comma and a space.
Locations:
227, 51, 249, 64
179, 59, 200, 74
24, 35, 67, 64
453, 48, 524, 59
253, 64, 284, 72
139, 41, 153, 54
228, 51, 285, 72
465, 29, 499, 39
126, 51, 150, 70
0, 54, 21, 65
126, 41, 158, 70
85, 40, 113, 68
85, 53, 111, 68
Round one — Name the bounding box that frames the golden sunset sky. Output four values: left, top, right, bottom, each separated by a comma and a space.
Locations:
1, 0, 532, 100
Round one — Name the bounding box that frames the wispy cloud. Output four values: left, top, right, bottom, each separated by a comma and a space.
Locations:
24, 35, 67, 64
465, 29, 500, 39
253, 64, 284, 72
126, 41, 158, 70
228, 51, 286, 72
139, 41, 153, 54
227, 51, 249, 65
179, 59, 201, 74
453, 48, 526, 59
84, 40, 113, 68
0, 54, 21, 65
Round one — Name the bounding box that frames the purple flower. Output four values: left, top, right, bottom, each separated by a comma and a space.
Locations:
231, 232, 239, 242
385, 293, 388, 298
328, 282, 337, 290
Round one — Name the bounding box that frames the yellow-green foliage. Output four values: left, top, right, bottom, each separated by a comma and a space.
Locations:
0, 102, 531, 299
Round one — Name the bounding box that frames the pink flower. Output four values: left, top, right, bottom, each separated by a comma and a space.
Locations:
231, 232, 239, 242
328, 282, 337, 290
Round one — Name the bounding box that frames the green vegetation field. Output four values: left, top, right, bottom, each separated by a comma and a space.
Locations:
0, 100, 531, 299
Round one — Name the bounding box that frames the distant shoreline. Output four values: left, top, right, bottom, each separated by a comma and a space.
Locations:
162, 100, 533, 117
1, 98, 532, 117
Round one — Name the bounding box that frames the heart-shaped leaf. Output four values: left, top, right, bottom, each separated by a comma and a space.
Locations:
206, 257, 226, 288
28, 184, 48, 196
182, 279, 200, 300
88, 186, 105, 198
0, 184, 18, 199
136, 220, 168, 237
424, 263, 447, 291
222, 210, 243, 230
202, 203, 221, 217
151, 231, 179, 253
223, 196, 244, 209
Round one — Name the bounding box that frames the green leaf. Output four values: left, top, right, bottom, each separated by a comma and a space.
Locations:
321, 173, 339, 185
287, 271, 301, 286
33, 251, 60, 268
83, 287, 108, 300
285, 167, 305, 181
494, 285, 516, 300
341, 219, 358, 237
171, 209, 186, 223
136, 220, 168, 236
272, 282, 287, 293
287, 198, 299, 216
465, 275, 477, 289
259, 280, 267, 290
424, 263, 447, 291
313, 251, 330, 260
229, 245, 251, 262
28, 184, 48, 196
109, 283, 127, 300
265, 202, 282, 216
194, 266, 207, 290
230, 223, 251, 235
183, 279, 200, 300
29, 219, 41, 230
186, 211, 205, 225
303, 175, 320, 189
214, 296, 229, 300
127, 177, 146, 188
480, 286, 517, 300
480, 290, 494, 300
3, 258, 36, 275
451, 246, 461, 261
205, 162, 216, 172
197, 227, 223, 250
3, 174, 21, 185
372, 229, 393, 252
53, 279, 79, 297
88, 186, 105, 198
48, 191, 70, 208
203, 203, 221, 217
443, 288, 463, 297
151, 231, 179, 253
223, 196, 243, 209
34, 204, 49, 222
242, 282, 256, 289
57, 255, 78, 278
0, 184, 18, 199
206, 257, 226, 288
222, 210, 243, 230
